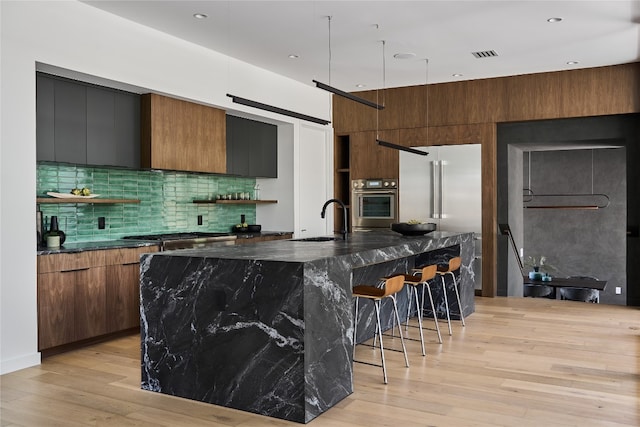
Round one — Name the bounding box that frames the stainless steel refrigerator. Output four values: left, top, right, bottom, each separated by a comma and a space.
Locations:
399, 144, 482, 289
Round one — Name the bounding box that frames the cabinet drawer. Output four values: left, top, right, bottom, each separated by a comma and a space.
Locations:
104, 246, 159, 266
38, 251, 105, 273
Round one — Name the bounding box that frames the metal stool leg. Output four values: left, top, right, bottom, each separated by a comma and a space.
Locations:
449, 271, 465, 327
412, 286, 426, 356
405, 285, 413, 329
353, 297, 359, 360
373, 300, 387, 384
441, 274, 453, 336
423, 281, 443, 343
390, 295, 410, 367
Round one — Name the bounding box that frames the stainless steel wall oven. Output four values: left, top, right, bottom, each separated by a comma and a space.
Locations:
351, 179, 398, 231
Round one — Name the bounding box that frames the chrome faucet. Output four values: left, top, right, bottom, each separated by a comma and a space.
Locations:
321, 198, 348, 240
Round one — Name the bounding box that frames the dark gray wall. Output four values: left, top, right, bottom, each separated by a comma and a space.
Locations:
524, 149, 626, 304
497, 114, 639, 306
507, 146, 524, 296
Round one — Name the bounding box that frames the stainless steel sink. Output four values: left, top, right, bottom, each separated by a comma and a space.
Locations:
293, 236, 340, 242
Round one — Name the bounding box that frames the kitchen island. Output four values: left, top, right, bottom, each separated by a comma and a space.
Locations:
140, 231, 475, 423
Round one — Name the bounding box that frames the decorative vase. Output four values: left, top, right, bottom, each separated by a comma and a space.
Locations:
528, 266, 542, 280
44, 215, 66, 248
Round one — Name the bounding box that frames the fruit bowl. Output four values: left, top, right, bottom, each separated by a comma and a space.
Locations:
391, 222, 437, 236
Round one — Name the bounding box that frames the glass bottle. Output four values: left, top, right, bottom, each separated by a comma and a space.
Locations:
253, 183, 260, 201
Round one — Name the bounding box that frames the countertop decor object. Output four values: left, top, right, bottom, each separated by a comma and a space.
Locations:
247, 224, 261, 232
44, 215, 65, 247
391, 222, 437, 236
46, 191, 100, 199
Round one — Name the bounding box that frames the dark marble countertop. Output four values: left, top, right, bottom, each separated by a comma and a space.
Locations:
161, 230, 470, 263
37, 239, 160, 255
36, 230, 293, 255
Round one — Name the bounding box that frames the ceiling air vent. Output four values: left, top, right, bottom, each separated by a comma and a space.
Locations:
472, 50, 498, 59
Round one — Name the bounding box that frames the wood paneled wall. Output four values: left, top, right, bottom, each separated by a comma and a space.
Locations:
334, 63, 640, 132
332, 63, 640, 297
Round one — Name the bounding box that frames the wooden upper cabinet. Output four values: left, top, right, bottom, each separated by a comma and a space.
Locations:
141, 94, 226, 173
350, 130, 400, 180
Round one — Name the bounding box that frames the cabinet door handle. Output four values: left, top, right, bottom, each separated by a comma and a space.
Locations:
122, 262, 140, 266
61, 267, 89, 273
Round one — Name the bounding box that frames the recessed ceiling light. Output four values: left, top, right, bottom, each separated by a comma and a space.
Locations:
356, 84, 366, 88
193, 13, 208, 19
567, 61, 579, 65
547, 17, 562, 23
452, 73, 463, 77
288, 54, 299, 59
393, 52, 416, 60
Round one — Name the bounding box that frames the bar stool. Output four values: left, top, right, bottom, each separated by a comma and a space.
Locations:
436, 256, 466, 335
400, 265, 443, 356
352, 274, 409, 384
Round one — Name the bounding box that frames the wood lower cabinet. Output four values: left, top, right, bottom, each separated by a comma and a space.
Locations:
105, 246, 155, 333
37, 271, 77, 350
37, 245, 158, 352
74, 266, 107, 341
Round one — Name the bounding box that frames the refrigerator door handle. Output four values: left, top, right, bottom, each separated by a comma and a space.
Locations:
440, 160, 447, 218
431, 160, 439, 218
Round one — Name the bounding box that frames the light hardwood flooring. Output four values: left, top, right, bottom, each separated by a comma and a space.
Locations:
2, 297, 639, 426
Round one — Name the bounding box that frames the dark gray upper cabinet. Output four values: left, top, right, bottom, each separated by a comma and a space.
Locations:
86, 87, 140, 168
112, 92, 141, 169
36, 75, 56, 161
36, 73, 140, 168
86, 86, 115, 165
226, 115, 277, 178
54, 79, 87, 164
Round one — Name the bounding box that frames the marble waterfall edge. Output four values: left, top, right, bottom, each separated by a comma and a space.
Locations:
139, 231, 474, 423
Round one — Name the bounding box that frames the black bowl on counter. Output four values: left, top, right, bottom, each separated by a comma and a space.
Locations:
232, 224, 261, 233
391, 222, 437, 236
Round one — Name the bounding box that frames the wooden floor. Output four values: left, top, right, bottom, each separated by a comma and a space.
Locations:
2, 297, 639, 426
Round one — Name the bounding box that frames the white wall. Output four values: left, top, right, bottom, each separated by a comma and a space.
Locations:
296, 125, 334, 238
256, 123, 295, 232
0, 0, 331, 374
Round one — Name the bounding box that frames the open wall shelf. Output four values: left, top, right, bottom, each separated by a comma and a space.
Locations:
37, 198, 140, 204
193, 200, 277, 204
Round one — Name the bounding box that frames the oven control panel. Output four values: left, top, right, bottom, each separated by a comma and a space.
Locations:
352, 179, 397, 190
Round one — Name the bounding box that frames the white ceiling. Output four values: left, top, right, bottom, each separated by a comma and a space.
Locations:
83, 0, 640, 91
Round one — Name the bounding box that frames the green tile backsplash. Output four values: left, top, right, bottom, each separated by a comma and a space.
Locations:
37, 163, 256, 242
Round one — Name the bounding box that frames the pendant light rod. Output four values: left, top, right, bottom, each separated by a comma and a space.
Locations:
374, 39, 418, 154
226, 94, 330, 125
313, 15, 384, 110
376, 139, 429, 156
313, 80, 385, 110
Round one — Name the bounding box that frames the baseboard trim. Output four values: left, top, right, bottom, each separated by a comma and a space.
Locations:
1, 352, 41, 375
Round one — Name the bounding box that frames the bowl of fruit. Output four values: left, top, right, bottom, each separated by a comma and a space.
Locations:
391, 220, 437, 236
